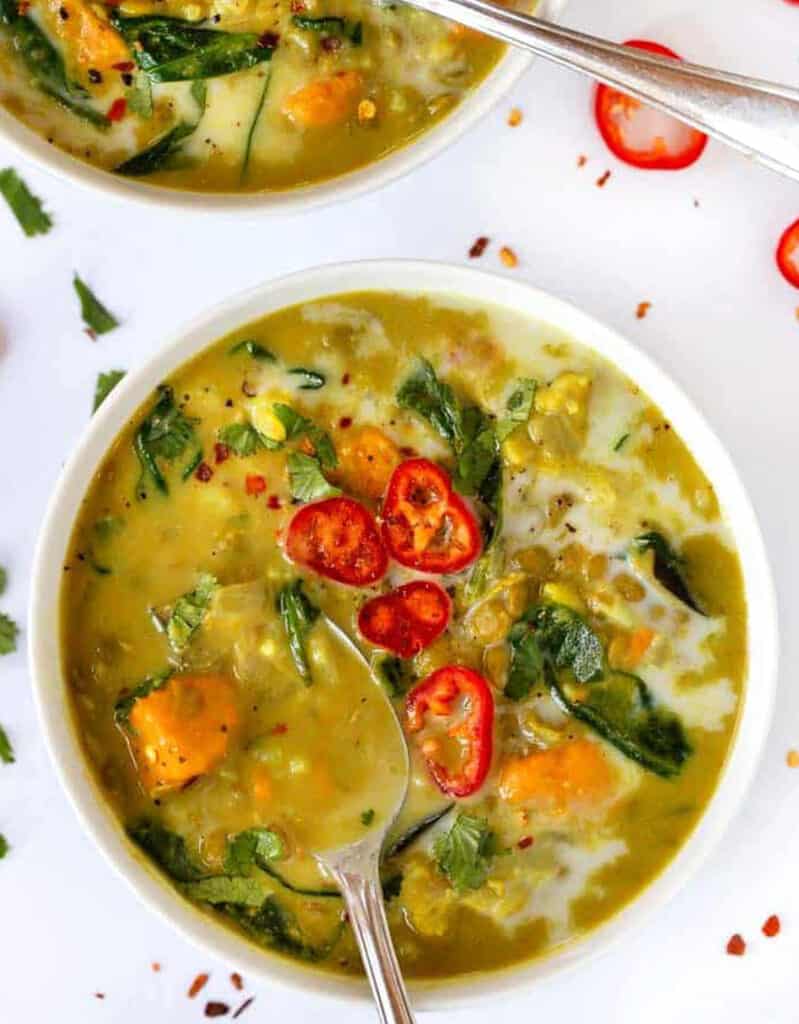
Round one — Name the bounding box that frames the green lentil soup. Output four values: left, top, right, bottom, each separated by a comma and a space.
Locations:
62, 290, 747, 979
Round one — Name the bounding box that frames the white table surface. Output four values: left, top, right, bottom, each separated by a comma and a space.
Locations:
2, 0, 798, 1019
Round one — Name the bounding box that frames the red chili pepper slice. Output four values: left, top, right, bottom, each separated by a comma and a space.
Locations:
358, 580, 451, 658
594, 40, 708, 171
381, 459, 482, 574
406, 665, 494, 798
107, 97, 127, 122
285, 496, 388, 586
776, 219, 799, 288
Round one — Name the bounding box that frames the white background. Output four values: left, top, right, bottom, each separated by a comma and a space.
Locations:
1, 0, 798, 1019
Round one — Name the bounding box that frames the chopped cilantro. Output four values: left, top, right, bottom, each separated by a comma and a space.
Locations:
0, 168, 52, 237
277, 579, 320, 683
229, 339, 276, 361
225, 827, 285, 874
434, 814, 499, 893
73, 274, 119, 335
0, 724, 14, 764
93, 370, 126, 412
360, 809, 375, 826
286, 452, 340, 503
0, 834, 8, 859
166, 573, 217, 654
0, 567, 6, 596
134, 385, 198, 495
0, 613, 18, 655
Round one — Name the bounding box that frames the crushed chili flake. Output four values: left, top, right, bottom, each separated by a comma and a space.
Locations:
469, 236, 489, 259
341, 372, 351, 385
94, 993, 106, 1000
112, 60, 135, 71
762, 914, 781, 937
321, 35, 341, 51
517, 835, 534, 849
499, 246, 518, 268
230, 972, 244, 991
267, 494, 282, 510
151, 962, 161, 972
726, 933, 746, 956
84, 327, 98, 342
339, 416, 353, 429
245, 474, 266, 496
188, 973, 210, 998
787, 749, 799, 767
596, 169, 611, 188
107, 97, 127, 122
205, 1002, 230, 1018
272, 722, 288, 735
233, 997, 255, 1019
195, 462, 213, 482
290, 0, 305, 9
636, 301, 652, 320
577, 154, 587, 167
507, 107, 523, 127
214, 442, 231, 464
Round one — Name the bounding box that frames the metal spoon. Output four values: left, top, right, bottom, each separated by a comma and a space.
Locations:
313, 616, 416, 1024
402, 0, 799, 182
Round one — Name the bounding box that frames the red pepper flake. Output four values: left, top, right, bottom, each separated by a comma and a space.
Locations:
596, 169, 611, 188
271, 722, 288, 735
267, 494, 282, 510
84, 327, 98, 342
517, 835, 534, 849
205, 1002, 230, 1018
245, 474, 266, 496
339, 416, 353, 429
151, 962, 161, 972
726, 933, 746, 956
230, 972, 244, 991
321, 34, 341, 51
636, 301, 652, 319
577, 154, 587, 167
341, 372, 351, 385
399, 446, 416, 458
290, 0, 305, 10
112, 60, 135, 71
214, 442, 231, 464
188, 973, 210, 998
257, 30, 279, 48
107, 97, 127, 122
233, 997, 255, 1019
195, 462, 213, 482
469, 236, 489, 259
94, 993, 106, 1000
762, 914, 781, 937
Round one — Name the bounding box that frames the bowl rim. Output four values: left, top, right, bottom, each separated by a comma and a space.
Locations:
29, 258, 779, 1009
0, 0, 561, 216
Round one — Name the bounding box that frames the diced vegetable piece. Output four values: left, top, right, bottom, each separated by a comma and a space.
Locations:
283, 71, 362, 127
335, 426, 400, 501
126, 673, 239, 790
498, 738, 614, 809
608, 626, 655, 670
47, 0, 130, 69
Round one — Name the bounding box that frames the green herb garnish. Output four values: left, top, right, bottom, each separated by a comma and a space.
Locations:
0, 724, 14, 764
291, 14, 362, 44
114, 670, 172, 727
288, 367, 326, 390
0, 834, 8, 859
133, 385, 198, 495
128, 820, 204, 881
613, 432, 630, 452
286, 452, 340, 503
93, 370, 125, 412
166, 573, 217, 654
360, 809, 375, 826
73, 274, 119, 335
229, 339, 276, 361
0, 168, 52, 237
434, 813, 499, 893
375, 655, 415, 698
277, 579, 320, 683
225, 827, 285, 875
0, 567, 6, 596
631, 531, 703, 613
0, 613, 18, 655
273, 404, 336, 469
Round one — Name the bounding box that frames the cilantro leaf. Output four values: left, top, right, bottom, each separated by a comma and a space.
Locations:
360, 809, 375, 826
0, 168, 52, 237
531, 603, 604, 683
183, 875, 267, 907
93, 370, 125, 412
229, 339, 275, 361
128, 820, 204, 881
0, 567, 6, 596
496, 378, 536, 441
504, 619, 545, 701
217, 420, 276, 456
134, 385, 197, 495
225, 827, 285, 874
272, 404, 336, 469
0, 613, 18, 655
287, 452, 340, 503
166, 573, 217, 654
277, 579, 320, 682
0, 834, 8, 859
126, 72, 153, 118
0, 724, 14, 764
397, 358, 463, 449
114, 669, 172, 727
73, 274, 119, 335
434, 814, 499, 893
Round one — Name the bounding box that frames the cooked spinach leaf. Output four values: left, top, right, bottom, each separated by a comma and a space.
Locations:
229, 339, 275, 361
530, 602, 604, 683
0, 613, 18, 655
184, 875, 266, 907
291, 14, 363, 44
0, 0, 108, 126
111, 13, 277, 82
288, 367, 326, 390
225, 827, 285, 875
386, 804, 454, 858
222, 895, 334, 960
0, 834, 8, 859
273, 404, 337, 470
375, 655, 415, 698
0, 167, 52, 237
287, 452, 340, 503
277, 579, 320, 682
504, 616, 545, 701
434, 813, 499, 893
93, 370, 125, 412
632, 531, 703, 613
397, 358, 463, 450
167, 573, 216, 654
496, 378, 536, 441
128, 820, 204, 881
114, 670, 172, 727
74, 274, 119, 335
0, 724, 14, 764
134, 385, 198, 495
115, 118, 198, 176
549, 666, 691, 777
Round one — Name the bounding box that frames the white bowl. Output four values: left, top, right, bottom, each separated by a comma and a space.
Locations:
0, 0, 567, 214
29, 259, 778, 1009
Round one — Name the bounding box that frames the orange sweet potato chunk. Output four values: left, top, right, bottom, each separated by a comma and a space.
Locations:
498, 738, 615, 812
283, 71, 363, 127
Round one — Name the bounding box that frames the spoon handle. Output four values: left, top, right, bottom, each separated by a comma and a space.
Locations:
404, 0, 799, 182
329, 853, 415, 1024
